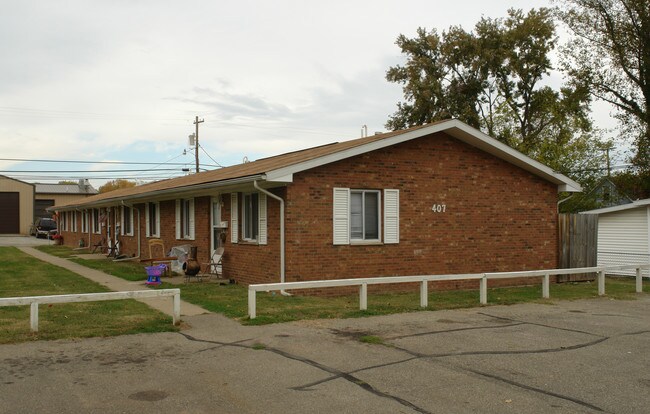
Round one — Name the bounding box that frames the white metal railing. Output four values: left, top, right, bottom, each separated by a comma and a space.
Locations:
0, 289, 181, 332
247, 264, 650, 319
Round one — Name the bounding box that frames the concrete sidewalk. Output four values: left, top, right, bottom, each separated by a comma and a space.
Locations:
17, 246, 208, 318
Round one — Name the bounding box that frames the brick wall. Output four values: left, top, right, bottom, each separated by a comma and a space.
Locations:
280, 131, 558, 292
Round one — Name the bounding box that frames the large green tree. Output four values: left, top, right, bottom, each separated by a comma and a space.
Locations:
555, 0, 650, 170
386, 8, 602, 184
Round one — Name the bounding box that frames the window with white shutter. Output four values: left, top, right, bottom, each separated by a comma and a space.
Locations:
176, 198, 195, 240
334, 188, 399, 245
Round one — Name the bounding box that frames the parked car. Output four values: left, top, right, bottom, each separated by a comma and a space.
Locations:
30, 218, 58, 239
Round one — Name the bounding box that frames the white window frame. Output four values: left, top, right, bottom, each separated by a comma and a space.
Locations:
61, 211, 68, 232
92, 209, 101, 234
242, 192, 259, 242
350, 189, 381, 243
81, 210, 88, 233
175, 198, 195, 240
145, 202, 160, 238
233, 192, 267, 245
70, 211, 77, 233
121, 205, 134, 236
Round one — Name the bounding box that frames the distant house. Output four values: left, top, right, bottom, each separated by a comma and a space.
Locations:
583, 177, 632, 209
51, 120, 581, 291
581, 199, 650, 276
34, 180, 98, 220
0, 175, 35, 235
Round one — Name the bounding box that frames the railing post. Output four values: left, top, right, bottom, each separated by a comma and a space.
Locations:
248, 288, 256, 319
173, 292, 181, 325
543, 274, 550, 299
598, 270, 605, 296
360, 283, 367, 311
420, 280, 428, 308
636, 267, 643, 293
30, 302, 39, 332
480, 275, 487, 305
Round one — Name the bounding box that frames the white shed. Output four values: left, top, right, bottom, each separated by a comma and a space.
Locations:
582, 199, 650, 276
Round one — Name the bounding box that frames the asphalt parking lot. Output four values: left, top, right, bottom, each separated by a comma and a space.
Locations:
2, 295, 649, 413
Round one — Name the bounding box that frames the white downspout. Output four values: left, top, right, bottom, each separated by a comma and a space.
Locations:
113, 201, 141, 262
253, 180, 290, 296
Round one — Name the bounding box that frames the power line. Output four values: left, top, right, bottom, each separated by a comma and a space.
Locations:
199, 144, 223, 168
0, 168, 184, 173
0, 157, 220, 167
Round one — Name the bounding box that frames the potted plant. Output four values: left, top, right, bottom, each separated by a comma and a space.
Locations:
52, 234, 63, 245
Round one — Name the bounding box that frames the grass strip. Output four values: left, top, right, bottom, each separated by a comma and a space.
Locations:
0, 247, 178, 344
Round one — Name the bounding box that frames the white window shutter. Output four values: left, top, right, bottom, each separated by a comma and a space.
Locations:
258, 193, 267, 245
175, 200, 181, 239
333, 187, 350, 245
155, 203, 160, 237
145, 204, 151, 237
231, 193, 239, 243
189, 198, 195, 240
384, 189, 399, 244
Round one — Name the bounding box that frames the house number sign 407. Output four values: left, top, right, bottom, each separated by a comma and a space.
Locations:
431, 204, 447, 213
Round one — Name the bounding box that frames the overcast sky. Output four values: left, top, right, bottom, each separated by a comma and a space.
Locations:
0, 0, 619, 188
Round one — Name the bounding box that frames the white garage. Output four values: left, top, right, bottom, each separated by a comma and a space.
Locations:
582, 199, 650, 276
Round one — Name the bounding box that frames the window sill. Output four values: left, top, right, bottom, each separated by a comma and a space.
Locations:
350, 240, 383, 246
238, 240, 259, 246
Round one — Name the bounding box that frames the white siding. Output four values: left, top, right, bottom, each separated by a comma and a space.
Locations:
598, 206, 650, 276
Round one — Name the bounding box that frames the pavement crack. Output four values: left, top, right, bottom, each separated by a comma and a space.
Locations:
478, 312, 607, 338
462, 367, 607, 412
178, 332, 431, 414
387, 322, 525, 340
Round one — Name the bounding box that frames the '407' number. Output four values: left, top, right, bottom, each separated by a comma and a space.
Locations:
431, 204, 446, 213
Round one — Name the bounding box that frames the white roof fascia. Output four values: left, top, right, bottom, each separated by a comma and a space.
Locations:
264, 119, 582, 193
580, 198, 650, 215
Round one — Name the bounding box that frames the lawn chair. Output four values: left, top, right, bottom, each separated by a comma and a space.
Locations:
148, 238, 172, 277
188, 247, 225, 283
91, 238, 106, 254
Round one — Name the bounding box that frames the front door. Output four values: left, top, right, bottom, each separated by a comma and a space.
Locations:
211, 196, 225, 254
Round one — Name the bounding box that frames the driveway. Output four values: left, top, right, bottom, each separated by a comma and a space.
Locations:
1, 296, 649, 413
0, 235, 53, 247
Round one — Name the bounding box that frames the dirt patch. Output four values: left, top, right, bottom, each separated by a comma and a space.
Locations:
128, 390, 169, 401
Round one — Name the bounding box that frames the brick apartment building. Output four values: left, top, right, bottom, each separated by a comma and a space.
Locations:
51, 120, 581, 291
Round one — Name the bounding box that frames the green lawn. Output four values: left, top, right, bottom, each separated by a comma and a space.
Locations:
0, 247, 178, 344
33, 245, 650, 326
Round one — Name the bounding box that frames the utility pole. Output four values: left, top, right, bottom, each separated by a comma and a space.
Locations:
193, 116, 204, 173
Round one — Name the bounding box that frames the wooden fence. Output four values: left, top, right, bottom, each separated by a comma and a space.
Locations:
558, 213, 598, 282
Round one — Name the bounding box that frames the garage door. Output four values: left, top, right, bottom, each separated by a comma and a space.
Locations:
0, 192, 20, 234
